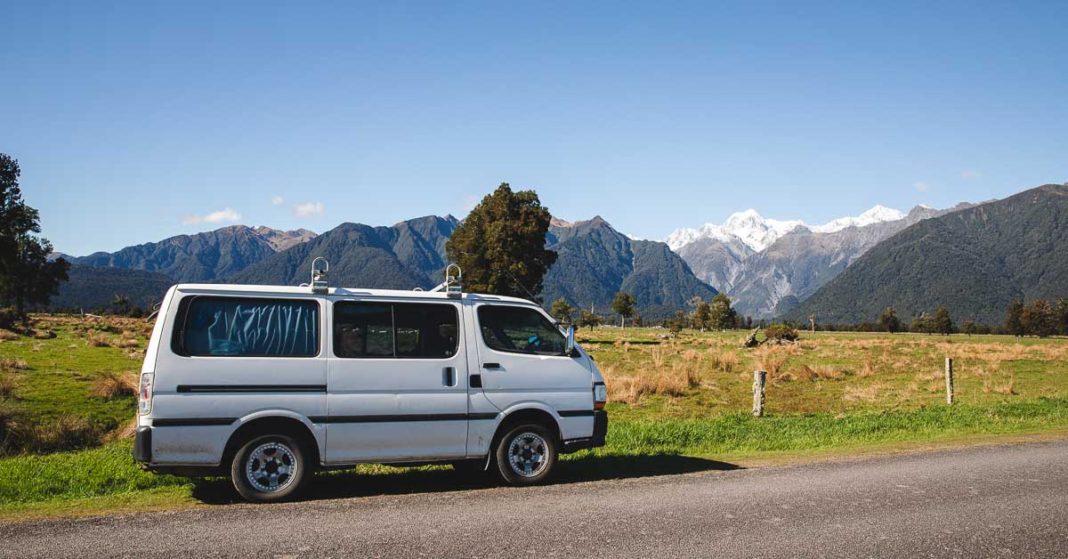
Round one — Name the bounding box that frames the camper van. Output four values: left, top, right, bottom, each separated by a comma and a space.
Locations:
134, 262, 608, 502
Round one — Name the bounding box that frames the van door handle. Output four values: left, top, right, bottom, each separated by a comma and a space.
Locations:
482, 363, 500, 370
443, 367, 455, 387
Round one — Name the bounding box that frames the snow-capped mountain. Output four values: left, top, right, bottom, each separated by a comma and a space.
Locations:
667, 205, 907, 253
667, 203, 967, 318
808, 205, 907, 234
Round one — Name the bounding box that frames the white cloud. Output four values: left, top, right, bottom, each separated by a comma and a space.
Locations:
182, 208, 241, 225
271, 195, 285, 205
913, 181, 929, 192
961, 170, 981, 180
293, 202, 325, 218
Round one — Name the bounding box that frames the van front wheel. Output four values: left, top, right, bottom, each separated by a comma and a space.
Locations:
230, 434, 307, 502
494, 424, 557, 485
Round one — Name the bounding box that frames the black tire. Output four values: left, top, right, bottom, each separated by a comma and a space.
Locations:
494, 424, 558, 485
230, 434, 308, 502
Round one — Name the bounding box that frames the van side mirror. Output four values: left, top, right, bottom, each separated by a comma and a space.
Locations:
565, 325, 578, 357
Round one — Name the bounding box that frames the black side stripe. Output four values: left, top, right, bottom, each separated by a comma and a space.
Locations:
177, 385, 327, 393
309, 412, 499, 424
153, 411, 593, 427
153, 418, 237, 427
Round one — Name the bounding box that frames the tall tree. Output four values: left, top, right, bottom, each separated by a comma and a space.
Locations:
1021, 299, 1057, 338
549, 297, 574, 325
691, 297, 711, 330
879, 307, 901, 333
1056, 298, 1068, 336
932, 305, 954, 336
708, 293, 737, 330
910, 313, 933, 334
0, 154, 70, 317
445, 183, 557, 300
578, 309, 602, 330
1005, 299, 1025, 337
611, 292, 635, 328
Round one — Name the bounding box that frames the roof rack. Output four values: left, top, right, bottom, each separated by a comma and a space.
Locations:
429, 264, 463, 298
309, 257, 329, 294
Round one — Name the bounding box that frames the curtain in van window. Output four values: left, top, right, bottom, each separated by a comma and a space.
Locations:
185, 298, 319, 357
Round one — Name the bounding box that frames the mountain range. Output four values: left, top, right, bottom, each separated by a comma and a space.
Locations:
49, 182, 1067, 326
667, 203, 971, 317
785, 184, 1068, 325
53, 215, 714, 321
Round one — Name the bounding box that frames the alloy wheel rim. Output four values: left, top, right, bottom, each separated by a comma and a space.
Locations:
245, 442, 297, 493
507, 432, 549, 478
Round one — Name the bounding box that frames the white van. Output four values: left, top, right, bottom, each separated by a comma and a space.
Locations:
134, 265, 607, 502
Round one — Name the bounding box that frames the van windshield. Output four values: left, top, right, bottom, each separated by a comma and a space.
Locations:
477, 305, 566, 356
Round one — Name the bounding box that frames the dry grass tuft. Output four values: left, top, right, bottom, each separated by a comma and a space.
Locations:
995, 374, 1017, 395
754, 346, 790, 377
707, 348, 739, 373
0, 357, 29, 370
0, 374, 17, 399
86, 331, 114, 347
89, 371, 138, 400
844, 383, 889, 402
600, 363, 697, 405
115, 336, 140, 349
650, 347, 666, 368
32, 329, 56, 340
0, 329, 18, 341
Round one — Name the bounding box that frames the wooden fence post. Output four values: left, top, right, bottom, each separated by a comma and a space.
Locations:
753, 370, 767, 417
945, 357, 954, 405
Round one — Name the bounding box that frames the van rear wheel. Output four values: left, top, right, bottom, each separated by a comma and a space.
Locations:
494, 424, 557, 485
230, 434, 308, 502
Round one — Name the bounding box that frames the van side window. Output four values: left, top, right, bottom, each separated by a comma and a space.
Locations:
334, 302, 458, 359
175, 297, 320, 357
477, 305, 566, 356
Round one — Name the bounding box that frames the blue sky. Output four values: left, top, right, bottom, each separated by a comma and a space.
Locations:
3, 1, 1066, 254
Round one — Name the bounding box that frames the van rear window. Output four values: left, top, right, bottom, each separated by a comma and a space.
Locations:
174, 297, 320, 357
334, 302, 458, 359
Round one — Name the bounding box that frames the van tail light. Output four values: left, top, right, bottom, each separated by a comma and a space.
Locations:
139, 372, 154, 415
593, 383, 607, 410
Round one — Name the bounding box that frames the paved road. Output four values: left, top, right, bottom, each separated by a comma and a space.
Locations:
4, 440, 1067, 558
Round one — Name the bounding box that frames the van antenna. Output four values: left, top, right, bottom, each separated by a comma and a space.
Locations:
310, 257, 329, 294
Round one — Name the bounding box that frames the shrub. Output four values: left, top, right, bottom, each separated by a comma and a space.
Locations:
0, 307, 20, 330
764, 323, 800, 343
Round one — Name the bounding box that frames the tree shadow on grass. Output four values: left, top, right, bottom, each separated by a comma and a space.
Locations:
191, 453, 740, 505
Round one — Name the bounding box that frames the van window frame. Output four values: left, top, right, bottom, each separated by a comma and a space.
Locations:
475, 303, 569, 358
170, 294, 322, 358
331, 299, 460, 360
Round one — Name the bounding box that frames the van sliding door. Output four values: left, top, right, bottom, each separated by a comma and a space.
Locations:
324, 298, 469, 463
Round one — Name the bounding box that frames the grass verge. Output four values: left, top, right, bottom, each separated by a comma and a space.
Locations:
2, 396, 1066, 522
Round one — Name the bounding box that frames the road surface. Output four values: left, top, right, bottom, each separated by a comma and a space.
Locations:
3, 439, 1067, 558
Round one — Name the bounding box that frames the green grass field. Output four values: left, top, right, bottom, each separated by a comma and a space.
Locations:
1, 317, 1066, 519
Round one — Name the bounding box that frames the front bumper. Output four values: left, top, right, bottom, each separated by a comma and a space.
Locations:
561, 410, 608, 453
